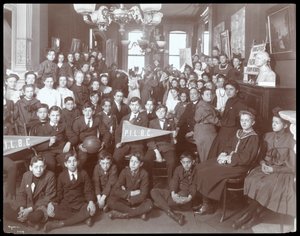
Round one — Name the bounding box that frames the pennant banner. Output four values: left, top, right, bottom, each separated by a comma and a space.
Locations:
121, 121, 174, 143
3, 135, 52, 156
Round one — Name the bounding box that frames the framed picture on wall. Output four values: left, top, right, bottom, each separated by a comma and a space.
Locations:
220, 30, 231, 59
51, 37, 60, 53
70, 38, 81, 53
267, 4, 295, 60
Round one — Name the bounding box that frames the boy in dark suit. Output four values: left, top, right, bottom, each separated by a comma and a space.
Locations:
107, 153, 153, 220
113, 97, 148, 173
92, 150, 118, 212
150, 152, 197, 226
68, 102, 106, 170
43, 151, 96, 232
4, 155, 56, 230
144, 104, 177, 185
32, 106, 71, 173
70, 70, 89, 110
95, 98, 118, 153
111, 89, 130, 124
60, 96, 81, 132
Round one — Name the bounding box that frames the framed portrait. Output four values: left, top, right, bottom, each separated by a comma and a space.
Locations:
267, 4, 295, 60
220, 30, 231, 59
51, 37, 60, 53
70, 38, 81, 53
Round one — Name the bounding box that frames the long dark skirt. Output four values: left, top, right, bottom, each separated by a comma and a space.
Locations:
195, 158, 248, 201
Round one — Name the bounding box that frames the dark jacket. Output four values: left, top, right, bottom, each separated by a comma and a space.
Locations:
112, 167, 149, 206
93, 164, 118, 196
55, 169, 95, 210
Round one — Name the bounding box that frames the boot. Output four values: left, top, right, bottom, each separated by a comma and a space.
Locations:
166, 209, 184, 226
27, 221, 40, 231
232, 211, 252, 230
108, 210, 129, 220
43, 220, 64, 233
85, 217, 93, 227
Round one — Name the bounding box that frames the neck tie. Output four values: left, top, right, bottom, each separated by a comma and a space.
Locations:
130, 114, 137, 123
87, 119, 91, 128
71, 173, 76, 183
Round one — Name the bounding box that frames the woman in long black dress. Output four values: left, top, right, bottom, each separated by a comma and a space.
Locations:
207, 79, 248, 160
193, 110, 259, 215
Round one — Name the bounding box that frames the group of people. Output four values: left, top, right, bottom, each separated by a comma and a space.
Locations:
3, 47, 295, 232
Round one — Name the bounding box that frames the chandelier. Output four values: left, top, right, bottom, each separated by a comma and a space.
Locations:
121, 27, 167, 55
74, 4, 163, 35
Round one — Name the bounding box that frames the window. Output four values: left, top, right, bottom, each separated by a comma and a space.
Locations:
128, 31, 144, 73
202, 31, 210, 56
169, 31, 187, 70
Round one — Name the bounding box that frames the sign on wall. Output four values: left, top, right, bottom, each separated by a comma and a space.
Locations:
245, 43, 266, 75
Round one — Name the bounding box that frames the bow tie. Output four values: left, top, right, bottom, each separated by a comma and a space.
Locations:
159, 119, 166, 123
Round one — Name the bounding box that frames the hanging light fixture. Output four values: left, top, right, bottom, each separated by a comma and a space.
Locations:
74, 4, 163, 35
122, 27, 167, 55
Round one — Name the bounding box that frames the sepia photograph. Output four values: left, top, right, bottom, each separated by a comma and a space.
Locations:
3, 3, 296, 234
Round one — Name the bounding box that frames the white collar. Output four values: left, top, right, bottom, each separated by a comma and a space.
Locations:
49, 121, 58, 127
68, 170, 78, 179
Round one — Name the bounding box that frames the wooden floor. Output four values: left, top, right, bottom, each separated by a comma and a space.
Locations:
3, 177, 295, 234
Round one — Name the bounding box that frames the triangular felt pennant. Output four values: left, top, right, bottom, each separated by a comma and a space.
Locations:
120, 121, 173, 143
4, 135, 52, 156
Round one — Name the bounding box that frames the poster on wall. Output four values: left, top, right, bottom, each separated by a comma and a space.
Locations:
231, 7, 245, 58
213, 21, 225, 51
245, 43, 266, 75
220, 30, 231, 59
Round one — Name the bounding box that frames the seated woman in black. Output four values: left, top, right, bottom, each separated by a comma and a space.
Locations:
193, 110, 259, 215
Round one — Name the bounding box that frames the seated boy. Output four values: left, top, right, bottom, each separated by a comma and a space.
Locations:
43, 151, 96, 232
113, 97, 148, 173
32, 106, 71, 173
92, 150, 118, 212
36, 48, 58, 89
150, 152, 197, 226
4, 155, 56, 230
61, 97, 81, 131
68, 102, 106, 170
95, 98, 118, 153
5, 73, 21, 104
14, 84, 41, 135
144, 104, 177, 186
27, 103, 49, 132
107, 153, 153, 220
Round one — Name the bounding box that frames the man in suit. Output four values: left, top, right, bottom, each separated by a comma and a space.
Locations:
43, 151, 96, 232
113, 97, 148, 173
144, 104, 177, 186
176, 88, 200, 157
4, 155, 56, 230
111, 90, 130, 124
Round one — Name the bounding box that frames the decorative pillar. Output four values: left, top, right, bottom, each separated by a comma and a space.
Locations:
14, 4, 33, 72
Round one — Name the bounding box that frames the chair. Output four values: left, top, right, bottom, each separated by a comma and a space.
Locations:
219, 146, 261, 223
